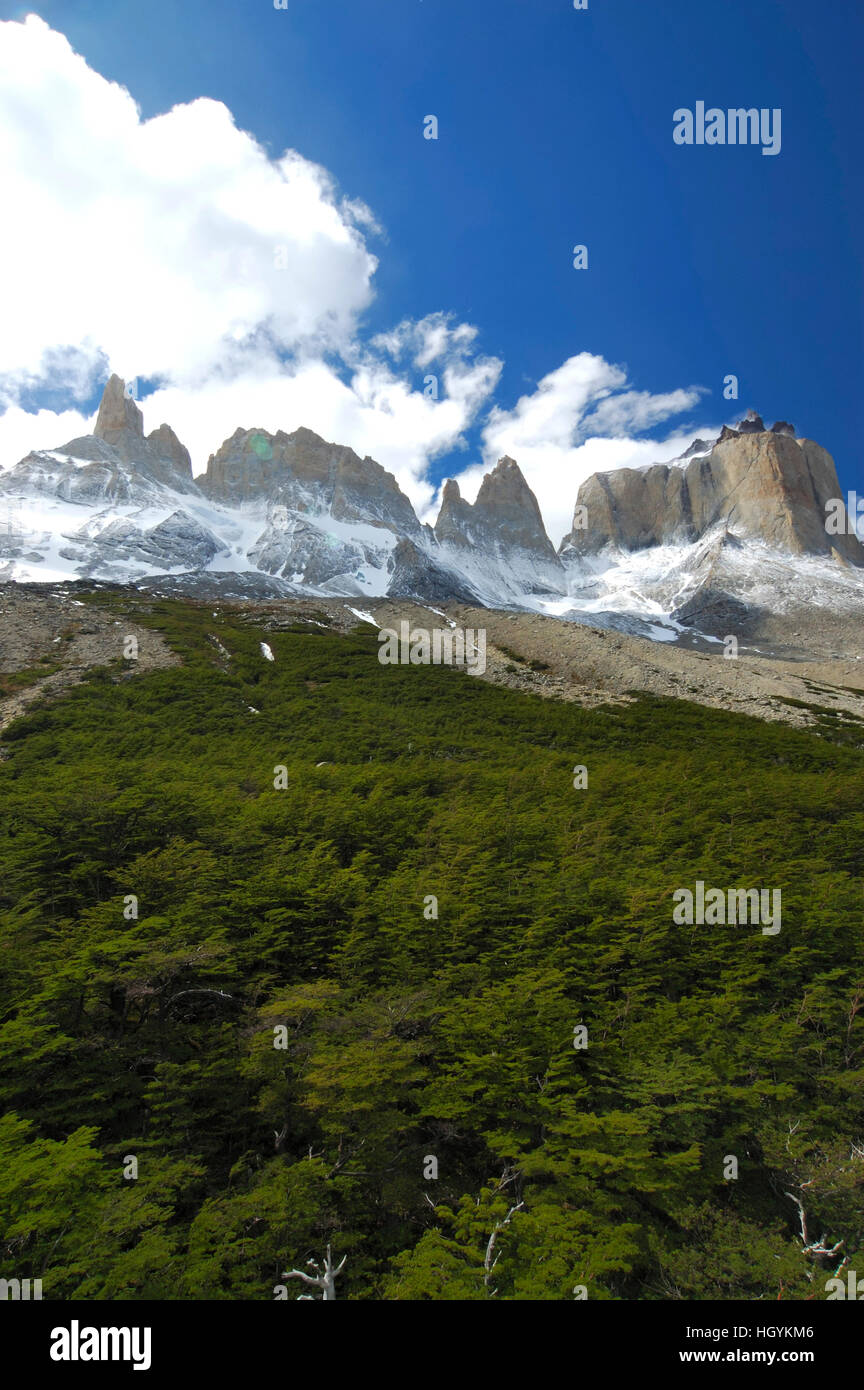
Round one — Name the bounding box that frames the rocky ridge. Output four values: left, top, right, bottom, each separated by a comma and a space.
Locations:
0, 384, 861, 658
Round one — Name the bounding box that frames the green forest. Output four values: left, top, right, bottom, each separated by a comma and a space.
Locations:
1, 592, 862, 1300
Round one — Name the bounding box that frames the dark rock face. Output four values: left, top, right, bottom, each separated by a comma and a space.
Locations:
671, 588, 766, 639
386, 538, 481, 604
737, 410, 765, 434
560, 426, 864, 566
146, 425, 193, 483
771, 421, 796, 437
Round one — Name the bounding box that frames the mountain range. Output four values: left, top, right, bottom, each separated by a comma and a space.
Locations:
1, 377, 862, 655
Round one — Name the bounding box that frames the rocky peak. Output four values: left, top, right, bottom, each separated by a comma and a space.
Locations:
477, 455, 527, 498
200, 425, 421, 536
716, 411, 768, 445
94, 374, 145, 446
49, 377, 196, 492
679, 438, 715, 458
737, 409, 765, 434
716, 413, 795, 446
290, 425, 329, 448
560, 423, 863, 566
434, 477, 472, 544
145, 424, 194, 484
435, 456, 558, 560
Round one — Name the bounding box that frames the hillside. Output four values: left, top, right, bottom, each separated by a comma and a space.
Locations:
1, 590, 862, 1300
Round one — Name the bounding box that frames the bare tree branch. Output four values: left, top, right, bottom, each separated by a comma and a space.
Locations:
165, 988, 239, 1008
785, 1192, 845, 1259
284, 1244, 346, 1300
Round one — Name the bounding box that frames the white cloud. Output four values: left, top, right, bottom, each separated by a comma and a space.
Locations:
579, 387, 708, 440
0, 18, 714, 548
0, 405, 92, 471
0, 14, 375, 387
0, 16, 501, 491
372, 312, 480, 369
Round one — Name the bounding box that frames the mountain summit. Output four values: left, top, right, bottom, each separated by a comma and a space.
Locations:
432, 457, 564, 602
435, 457, 558, 558
560, 415, 864, 567
47, 375, 195, 491
0, 383, 861, 653
200, 423, 421, 538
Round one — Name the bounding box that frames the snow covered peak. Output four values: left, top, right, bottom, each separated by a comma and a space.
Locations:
1, 382, 861, 654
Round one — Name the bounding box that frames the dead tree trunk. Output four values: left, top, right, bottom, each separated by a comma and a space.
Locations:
284, 1245, 347, 1301
484, 1201, 524, 1296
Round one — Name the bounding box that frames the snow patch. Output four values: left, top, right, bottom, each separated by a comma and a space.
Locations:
345, 606, 379, 627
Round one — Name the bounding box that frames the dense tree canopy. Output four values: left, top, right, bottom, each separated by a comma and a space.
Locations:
1, 593, 862, 1299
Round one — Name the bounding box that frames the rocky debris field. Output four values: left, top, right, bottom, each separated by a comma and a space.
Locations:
0, 584, 178, 734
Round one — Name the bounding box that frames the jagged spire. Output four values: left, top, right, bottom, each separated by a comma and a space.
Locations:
94, 375, 144, 442
434, 454, 559, 564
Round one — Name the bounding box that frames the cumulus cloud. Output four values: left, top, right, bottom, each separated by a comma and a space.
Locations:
578, 387, 708, 440
0, 16, 715, 543
0, 15, 502, 492
0, 405, 92, 470
0, 15, 376, 388
372, 313, 481, 369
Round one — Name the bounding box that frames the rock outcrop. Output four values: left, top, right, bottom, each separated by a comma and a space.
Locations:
436, 457, 557, 557
560, 420, 864, 566
386, 537, 481, 605
58, 511, 224, 575
94, 373, 146, 447
433, 456, 564, 600
247, 511, 393, 589
146, 424, 193, 485
53, 376, 195, 492
200, 425, 421, 537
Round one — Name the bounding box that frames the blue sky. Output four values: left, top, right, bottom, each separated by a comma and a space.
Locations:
0, 0, 860, 541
